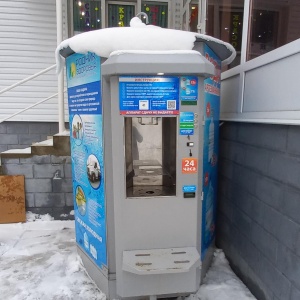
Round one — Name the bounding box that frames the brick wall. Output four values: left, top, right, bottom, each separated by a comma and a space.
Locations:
217, 122, 300, 300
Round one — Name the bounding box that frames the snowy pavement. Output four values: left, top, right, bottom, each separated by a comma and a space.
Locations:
0, 214, 256, 300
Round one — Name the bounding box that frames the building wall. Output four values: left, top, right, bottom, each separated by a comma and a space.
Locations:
217, 122, 300, 300
221, 40, 300, 124
0, 121, 59, 152
0, 121, 74, 220
2, 154, 74, 220
0, 0, 68, 122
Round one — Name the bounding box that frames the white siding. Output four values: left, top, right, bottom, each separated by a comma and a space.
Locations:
0, 0, 68, 122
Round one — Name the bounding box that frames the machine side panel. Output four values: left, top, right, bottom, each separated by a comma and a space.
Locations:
201, 45, 221, 260
66, 52, 108, 271
102, 74, 117, 275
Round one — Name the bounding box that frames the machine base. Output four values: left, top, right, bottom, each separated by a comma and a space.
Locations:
77, 246, 118, 300
77, 244, 216, 300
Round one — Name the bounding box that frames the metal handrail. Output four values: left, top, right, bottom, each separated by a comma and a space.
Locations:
0, 64, 56, 96
0, 90, 66, 123
0, 64, 65, 126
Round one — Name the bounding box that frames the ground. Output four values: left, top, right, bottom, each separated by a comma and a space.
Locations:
0, 213, 256, 300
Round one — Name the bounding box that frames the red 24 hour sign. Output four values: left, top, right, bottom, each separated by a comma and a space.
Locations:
182, 158, 198, 174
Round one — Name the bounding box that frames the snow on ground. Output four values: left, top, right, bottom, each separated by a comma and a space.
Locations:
0, 216, 256, 300
0, 218, 103, 300
187, 250, 256, 300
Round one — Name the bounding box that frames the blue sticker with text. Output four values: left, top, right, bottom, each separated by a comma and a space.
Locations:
180, 76, 198, 102
180, 112, 194, 135
183, 185, 197, 193
119, 76, 180, 115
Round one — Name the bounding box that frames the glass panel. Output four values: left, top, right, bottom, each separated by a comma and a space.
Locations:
142, 1, 168, 28
207, 0, 244, 69
125, 117, 176, 198
189, 4, 198, 32
73, 0, 101, 34
108, 3, 135, 27
247, 0, 300, 61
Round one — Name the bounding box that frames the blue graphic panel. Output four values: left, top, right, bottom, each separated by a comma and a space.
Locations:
119, 76, 179, 115
66, 52, 107, 269
201, 45, 221, 260
68, 81, 101, 115
180, 76, 198, 102
179, 111, 194, 135
67, 52, 101, 88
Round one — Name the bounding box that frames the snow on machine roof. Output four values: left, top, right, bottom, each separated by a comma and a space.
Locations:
56, 16, 236, 73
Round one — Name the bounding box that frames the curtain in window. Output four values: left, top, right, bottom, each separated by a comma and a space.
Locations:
142, 1, 168, 28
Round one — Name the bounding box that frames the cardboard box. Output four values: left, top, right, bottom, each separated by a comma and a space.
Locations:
0, 175, 26, 223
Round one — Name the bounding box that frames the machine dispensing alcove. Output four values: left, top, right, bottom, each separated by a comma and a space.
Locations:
125, 116, 177, 198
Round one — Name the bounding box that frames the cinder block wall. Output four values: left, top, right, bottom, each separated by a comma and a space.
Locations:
2, 155, 74, 220
217, 122, 300, 300
0, 121, 73, 220
0, 121, 59, 151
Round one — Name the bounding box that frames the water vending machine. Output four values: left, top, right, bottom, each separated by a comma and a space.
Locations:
62, 37, 233, 299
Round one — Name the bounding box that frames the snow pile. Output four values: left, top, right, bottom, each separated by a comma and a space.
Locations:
56, 17, 236, 73
189, 249, 256, 300
0, 242, 10, 256
0, 221, 104, 300
26, 211, 54, 222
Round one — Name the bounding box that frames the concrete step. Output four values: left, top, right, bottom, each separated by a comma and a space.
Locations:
31, 137, 54, 155
0, 131, 70, 159
53, 131, 71, 155
1, 147, 32, 158
31, 131, 70, 156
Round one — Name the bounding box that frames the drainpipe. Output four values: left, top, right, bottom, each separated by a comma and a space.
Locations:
197, 0, 207, 34
56, 0, 65, 133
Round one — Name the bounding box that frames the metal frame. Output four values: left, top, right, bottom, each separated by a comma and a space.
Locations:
181, 0, 191, 31
182, 0, 207, 33
57, 0, 66, 133
68, 0, 74, 36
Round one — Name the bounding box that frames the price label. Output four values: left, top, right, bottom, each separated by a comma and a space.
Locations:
182, 158, 198, 174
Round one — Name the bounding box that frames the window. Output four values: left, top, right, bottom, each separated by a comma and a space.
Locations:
73, 0, 101, 34
142, 1, 168, 28
107, 2, 135, 27
189, 4, 198, 33
207, 0, 244, 69
247, 0, 300, 61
